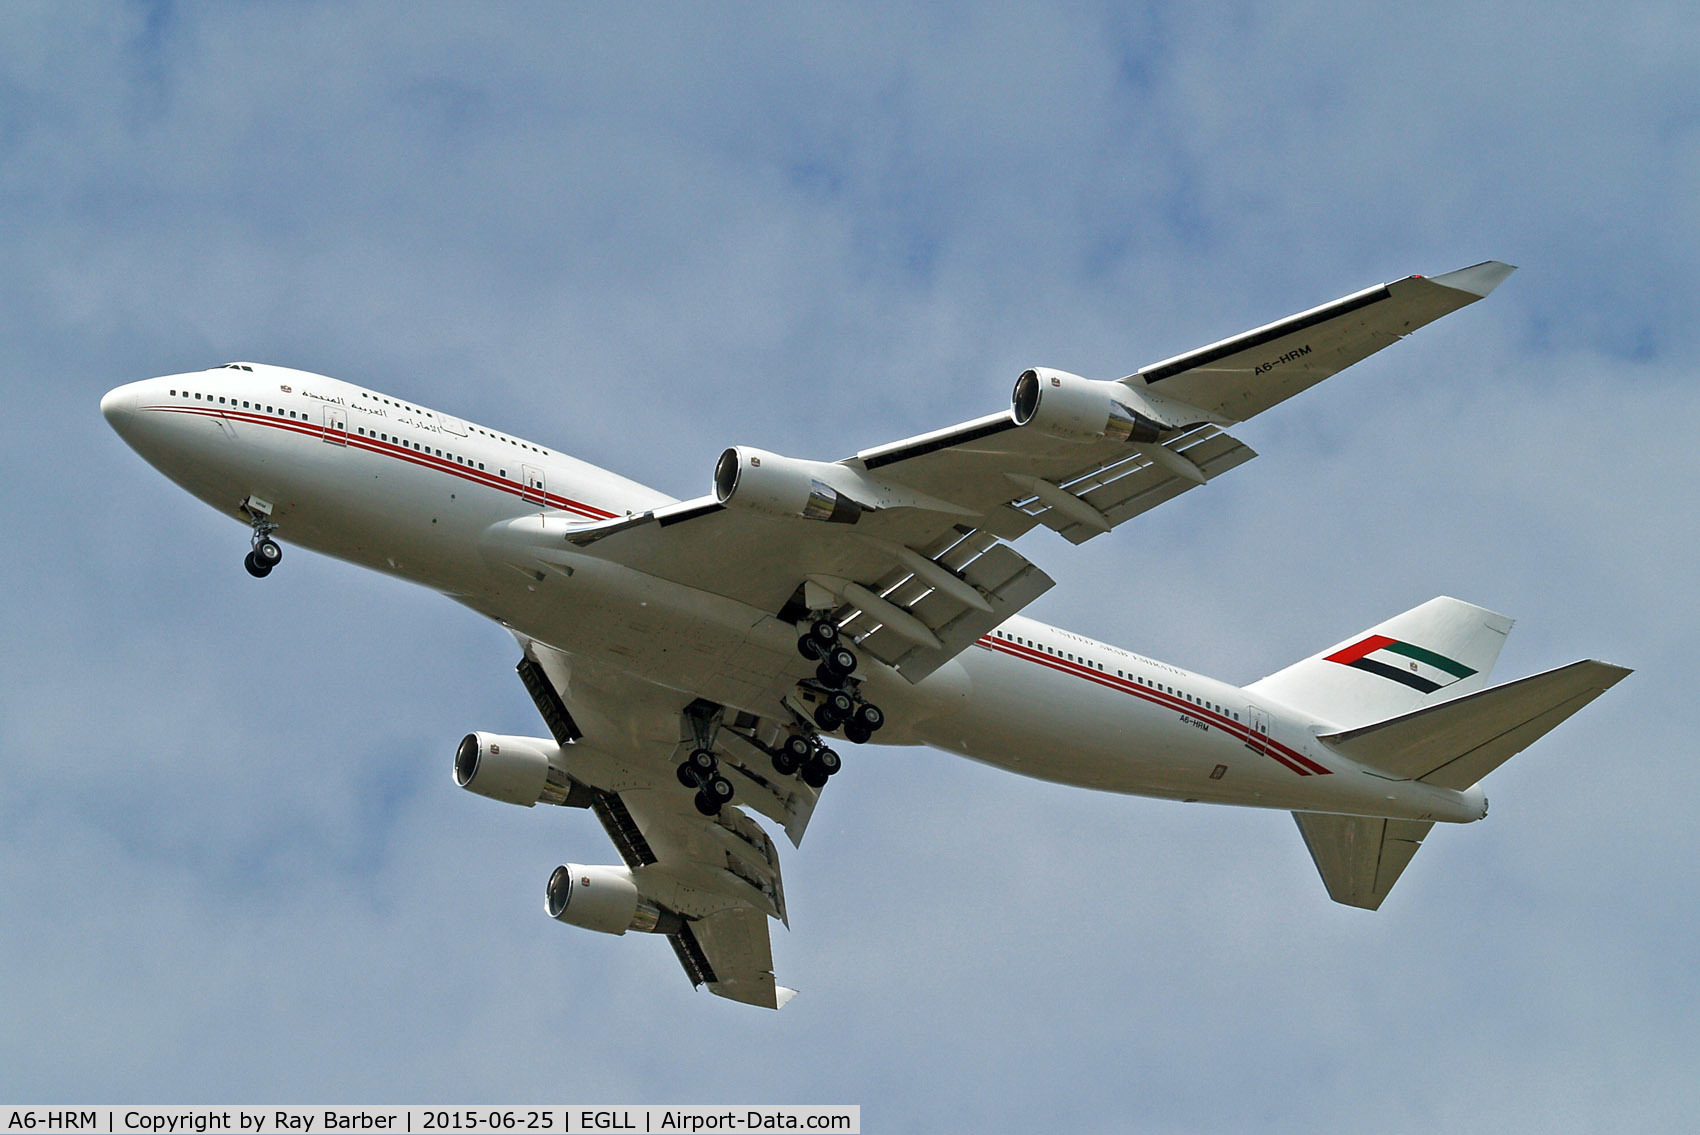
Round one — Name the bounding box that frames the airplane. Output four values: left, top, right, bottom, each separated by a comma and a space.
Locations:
101, 260, 1628, 1009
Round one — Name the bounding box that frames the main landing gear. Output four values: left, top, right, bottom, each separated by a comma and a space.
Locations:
771, 732, 841, 789
240, 498, 283, 578
676, 702, 738, 817
795, 617, 886, 745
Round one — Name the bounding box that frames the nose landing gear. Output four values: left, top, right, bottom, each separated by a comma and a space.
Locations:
240, 497, 282, 578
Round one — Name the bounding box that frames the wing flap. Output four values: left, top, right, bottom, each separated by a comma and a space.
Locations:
691, 904, 798, 1009
843, 536, 1055, 681
1292, 812, 1434, 910
1007, 424, 1257, 545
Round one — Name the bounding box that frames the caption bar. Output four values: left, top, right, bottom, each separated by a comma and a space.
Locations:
0, 1109, 858, 1135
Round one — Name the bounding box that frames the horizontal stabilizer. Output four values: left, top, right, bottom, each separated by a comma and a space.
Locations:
1319, 660, 1631, 790
1293, 813, 1434, 910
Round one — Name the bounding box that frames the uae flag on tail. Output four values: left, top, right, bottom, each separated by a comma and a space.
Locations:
1324, 634, 1477, 693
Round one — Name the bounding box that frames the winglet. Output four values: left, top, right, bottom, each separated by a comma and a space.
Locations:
1429, 260, 1516, 298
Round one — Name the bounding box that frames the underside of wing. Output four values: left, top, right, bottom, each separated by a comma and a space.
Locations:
504, 639, 809, 1007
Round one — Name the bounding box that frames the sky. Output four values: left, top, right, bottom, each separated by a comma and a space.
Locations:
2, 1, 1696, 1129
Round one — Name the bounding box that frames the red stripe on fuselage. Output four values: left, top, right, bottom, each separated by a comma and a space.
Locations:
142, 404, 618, 520
975, 634, 1331, 777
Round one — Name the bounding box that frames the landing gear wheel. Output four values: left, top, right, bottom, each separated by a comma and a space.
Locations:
253, 538, 283, 567
685, 748, 717, 779
813, 703, 843, 731
825, 690, 856, 719
694, 789, 721, 815
243, 551, 272, 578
822, 646, 858, 678
853, 702, 885, 732
677, 762, 703, 788
844, 721, 873, 745
808, 618, 839, 645
797, 634, 824, 661
707, 774, 734, 812
801, 746, 840, 788
773, 734, 811, 775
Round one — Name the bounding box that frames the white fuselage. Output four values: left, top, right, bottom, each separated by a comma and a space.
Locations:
101, 364, 1484, 825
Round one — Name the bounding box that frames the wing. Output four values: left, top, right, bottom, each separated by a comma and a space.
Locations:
1129, 260, 1516, 421
516, 638, 802, 1008
490, 262, 1511, 688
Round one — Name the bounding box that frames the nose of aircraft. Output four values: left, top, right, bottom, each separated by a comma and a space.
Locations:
100, 381, 143, 434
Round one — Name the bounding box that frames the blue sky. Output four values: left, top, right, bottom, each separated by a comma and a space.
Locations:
3, 3, 1696, 1130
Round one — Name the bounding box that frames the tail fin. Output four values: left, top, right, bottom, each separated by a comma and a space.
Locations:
1246, 596, 1513, 729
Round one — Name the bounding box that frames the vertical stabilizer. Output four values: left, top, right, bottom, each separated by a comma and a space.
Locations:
1247, 597, 1513, 729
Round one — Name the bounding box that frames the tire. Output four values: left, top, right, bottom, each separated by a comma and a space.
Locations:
771, 749, 800, 776
783, 734, 813, 762
686, 748, 717, 780
813, 747, 842, 777
823, 646, 858, 677
808, 618, 839, 645
706, 774, 735, 803
844, 721, 872, 745
694, 790, 721, 816
854, 702, 885, 731
676, 762, 702, 788
797, 635, 823, 661
813, 704, 843, 731
243, 552, 271, 578
254, 538, 283, 566
826, 690, 856, 718
800, 763, 830, 789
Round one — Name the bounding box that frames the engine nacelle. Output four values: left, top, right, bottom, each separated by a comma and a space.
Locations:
453, 732, 588, 808
713, 446, 865, 523
1010, 367, 1164, 443
545, 863, 682, 936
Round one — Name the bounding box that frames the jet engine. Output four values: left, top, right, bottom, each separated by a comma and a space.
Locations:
1010, 367, 1165, 443
453, 732, 590, 808
713, 446, 865, 523
545, 863, 683, 935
